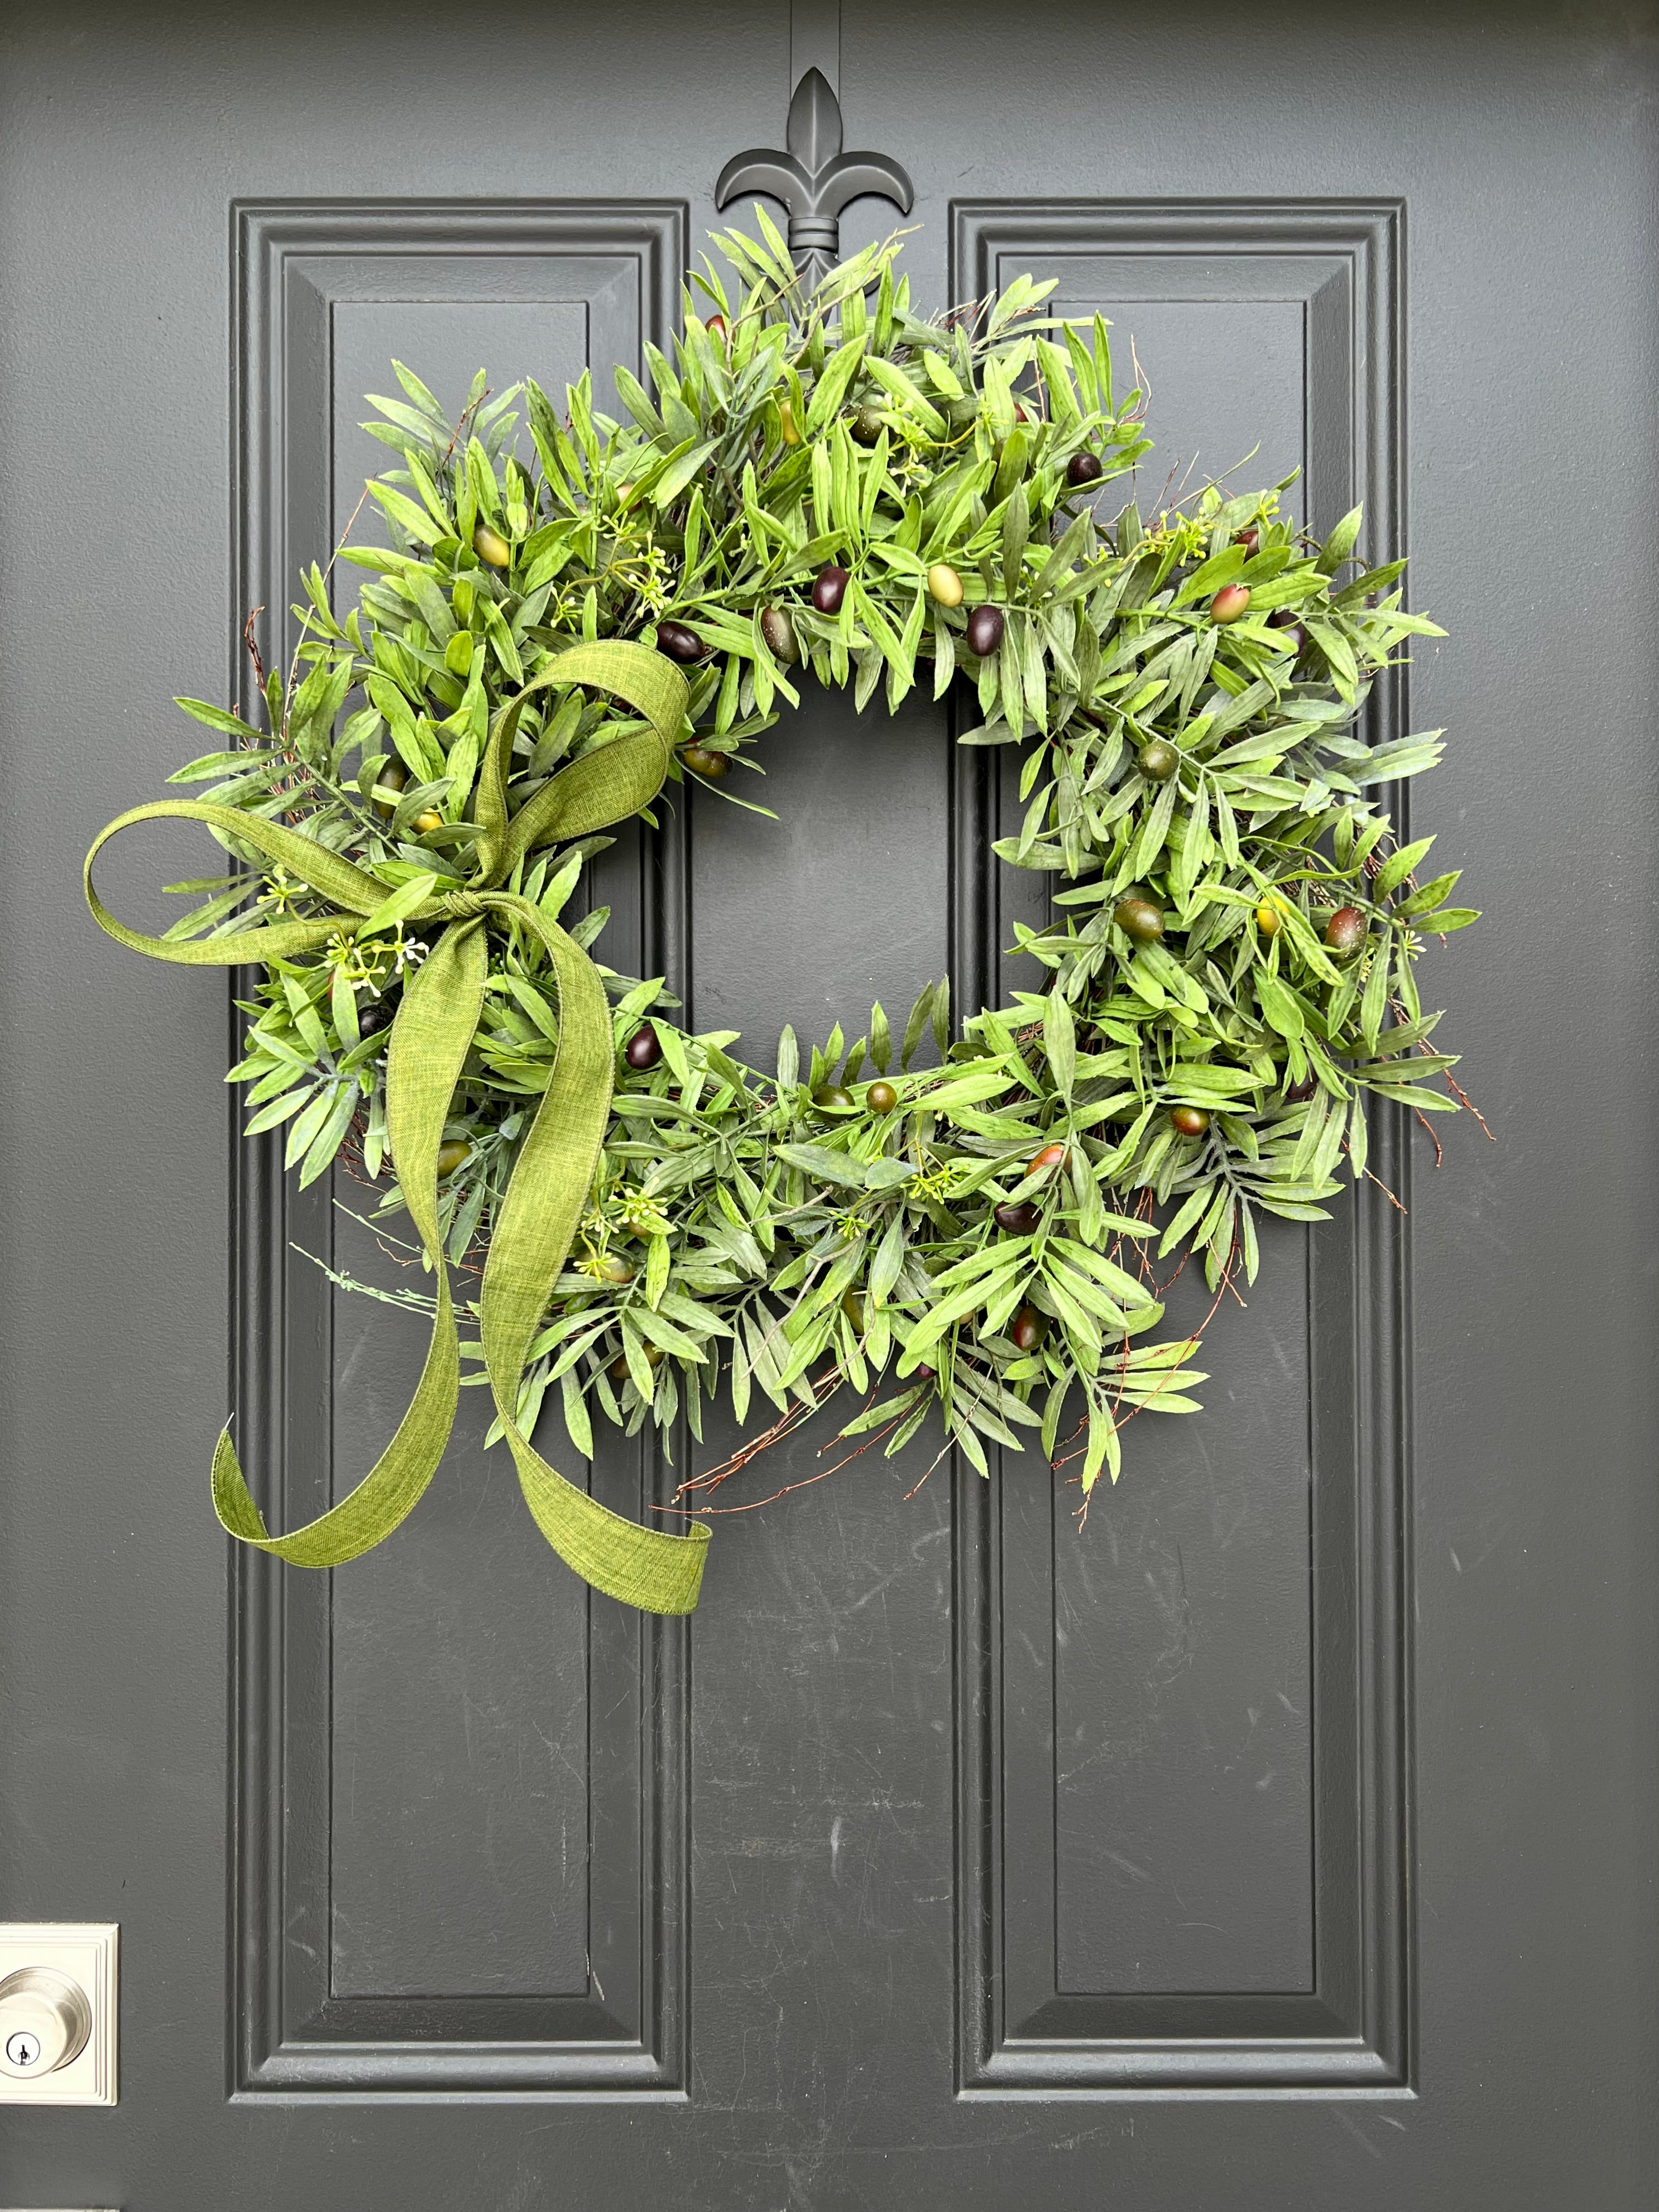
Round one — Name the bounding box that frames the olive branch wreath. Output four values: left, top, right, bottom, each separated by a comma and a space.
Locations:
85, 213, 1477, 1615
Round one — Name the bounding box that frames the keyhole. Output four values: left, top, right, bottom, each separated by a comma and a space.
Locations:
6, 2030, 40, 2068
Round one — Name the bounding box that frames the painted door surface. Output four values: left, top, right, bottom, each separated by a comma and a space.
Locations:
2, 4, 1655, 2207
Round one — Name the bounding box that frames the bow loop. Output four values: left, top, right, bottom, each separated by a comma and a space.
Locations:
86, 641, 708, 1615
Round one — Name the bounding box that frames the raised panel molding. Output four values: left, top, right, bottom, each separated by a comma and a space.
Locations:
947, 200, 1412, 2095
228, 201, 691, 2096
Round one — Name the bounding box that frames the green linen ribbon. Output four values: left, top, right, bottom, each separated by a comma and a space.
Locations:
84, 641, 709, 1615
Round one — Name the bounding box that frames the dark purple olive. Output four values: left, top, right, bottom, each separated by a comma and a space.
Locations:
625, 1023, 662, 1070
1235, 526, 1261, 556
1274, 622, 1308, 657
1170, 1105, 1210, 1138
1113, 896, 1165, 944
966, 603, 1005, 658
1138, 739, 1179, 782
813, 565, 850, 615
759, 604, 797, 663
914, 1362, 936, 1381
1010, 1307, 1046, 1353
655, 619, 704, 663
357, 994, 397, 1037
1286, 1074, 1318, 1104
1066, 450, 1104, 488
994, 1199, 1043, 1235
1325, 905, 1366, 957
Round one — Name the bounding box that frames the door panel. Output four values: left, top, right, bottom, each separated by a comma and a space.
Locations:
2, 4, 1656, 2208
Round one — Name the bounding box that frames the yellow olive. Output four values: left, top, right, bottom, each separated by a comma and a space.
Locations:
927, 563, 965, 607
779, 399, 802, 447
435, 1139, 472, 1177
1256, 900, 1282, 938
841, 1289, 866, 1333
413, 809, 444, 834
473, 522, 511, 567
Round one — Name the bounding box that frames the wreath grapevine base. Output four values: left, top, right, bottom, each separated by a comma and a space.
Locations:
85, 219, 1475, 1617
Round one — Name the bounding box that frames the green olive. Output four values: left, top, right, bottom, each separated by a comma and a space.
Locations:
680, 744, 729, 777
865, 1079, 899, 1114
435, 1139, 472, 1177
598, 1255, 635, 1284
1138, 739, 1179, 782
841, 1289, 866, 1333
813, 1085, 855, 1112
473, 522, 511, 567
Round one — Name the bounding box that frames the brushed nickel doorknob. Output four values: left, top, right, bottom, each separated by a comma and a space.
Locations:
0, 1965, 92, 2077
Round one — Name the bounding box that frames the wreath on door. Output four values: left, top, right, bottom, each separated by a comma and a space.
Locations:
85, 219, 1474, 1615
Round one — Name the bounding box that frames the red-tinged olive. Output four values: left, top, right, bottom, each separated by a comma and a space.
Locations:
1114, 895, 1165, 944
1286, 1073, 1317, 1103
1255, 899, 1283, 938
759, 604, 797, 663
1210, 583, 1252, 623
813, 565, 850, 615
473, 522, 511, 567
1066, 450, 1104, 488
927, 563, 964, 607
680, 743, 729, 777
814, 1085, 854, 1112
625, 1023, 662, 1071
598, 1254, 635, 1284
1029, 1142, 1068, 1176
1169, 1105, 1210, 1138
436, 1139, 472, 1177
1325, 905, 1366, 957
655, 618, 704, 664
706, 313, 728, 343
1138, 738, 1179, 783
866, 1079, 899, 1114
914, 1362, 936, 1381
1235, 526, 1260, 556
994, 1199, 1043, 1235
966, 603, 1005, 658
1010, 1307, 1046, 1353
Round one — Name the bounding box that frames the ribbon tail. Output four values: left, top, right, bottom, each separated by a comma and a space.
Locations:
209, 920, 487, 1567
479, 895, 709, 1614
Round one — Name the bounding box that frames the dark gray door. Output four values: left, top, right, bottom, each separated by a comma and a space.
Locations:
3, 4, 1655, 2206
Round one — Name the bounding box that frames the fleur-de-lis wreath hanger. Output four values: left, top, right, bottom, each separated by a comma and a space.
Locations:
716, 67, 913, 288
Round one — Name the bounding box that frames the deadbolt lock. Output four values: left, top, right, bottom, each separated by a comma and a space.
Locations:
0, 1925, 117, 2104
0, 1966, 92, 2076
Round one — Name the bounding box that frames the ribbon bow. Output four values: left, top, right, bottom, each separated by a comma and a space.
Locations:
84, 641, 709, 1615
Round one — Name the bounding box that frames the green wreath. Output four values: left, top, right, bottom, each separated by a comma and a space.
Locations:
85, 218, 1474, 1617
